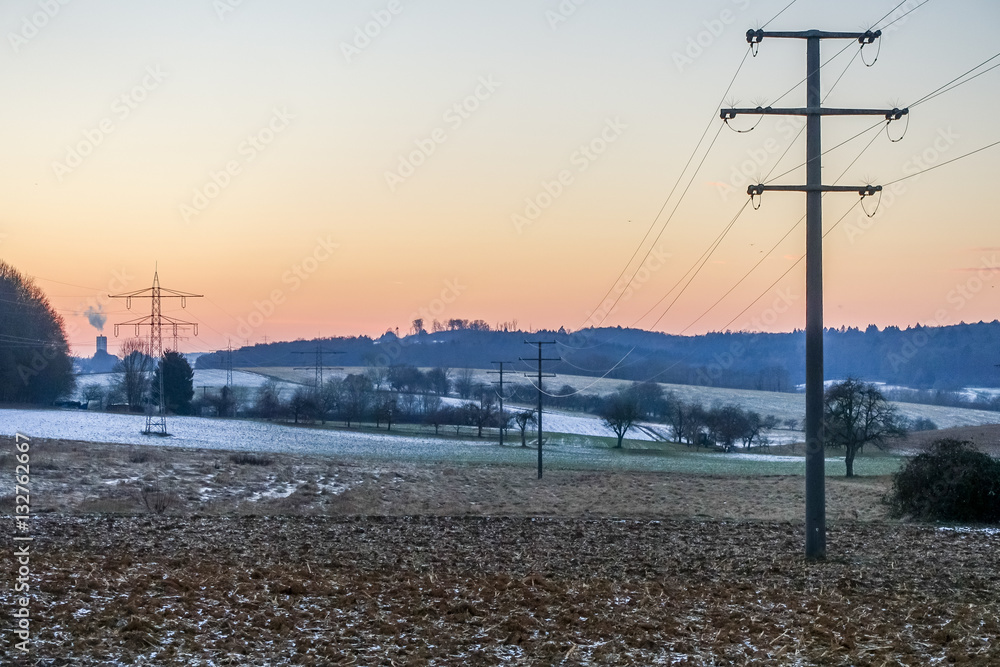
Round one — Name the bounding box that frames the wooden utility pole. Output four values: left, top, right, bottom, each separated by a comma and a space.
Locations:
488, 361, 514, 446
721, 28, 906, 560
521, 342, 558, 479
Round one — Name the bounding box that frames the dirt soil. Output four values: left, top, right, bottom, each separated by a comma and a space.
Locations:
1, 438, 889, 522
2, 437, 998, 666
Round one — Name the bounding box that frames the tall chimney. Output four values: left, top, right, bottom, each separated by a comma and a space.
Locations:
96, 335, 108, 355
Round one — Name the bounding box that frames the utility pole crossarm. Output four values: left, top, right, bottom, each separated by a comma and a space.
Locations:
748, 184, 881, 195
747, 28, 881, 41
721, 107, 907, 118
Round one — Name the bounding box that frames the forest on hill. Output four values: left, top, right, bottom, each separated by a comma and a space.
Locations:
196, 320, 1000, 394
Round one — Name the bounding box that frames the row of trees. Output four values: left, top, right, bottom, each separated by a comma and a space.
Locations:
81, 343, 195, 415
593, 382, 779, 450
245, 373, 544, 444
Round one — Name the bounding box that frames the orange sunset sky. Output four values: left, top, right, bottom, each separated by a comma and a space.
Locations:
1, 0, 999, 357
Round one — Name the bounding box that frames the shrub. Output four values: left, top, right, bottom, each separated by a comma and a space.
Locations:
136, 483, 178, 514
886, 439, 1000, 523
128, 447, 154, 464
230, 452, 274, 466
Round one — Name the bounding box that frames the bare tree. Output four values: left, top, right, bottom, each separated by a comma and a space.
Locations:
114, 337, 153, 412
824, 378, 905, 477
82, 383, 107, 410
600, 389, 641, 448
740, 412, 779, 449
253, 379, 284, 420
471, 384, 497, 437
364, 364, 389, 393
514, 410, 536, 447
426, 367, 451, 396
454, 368, 475, 399
706, 404, 748, 453
289, 386, 319, 424
341, 374, 372, 427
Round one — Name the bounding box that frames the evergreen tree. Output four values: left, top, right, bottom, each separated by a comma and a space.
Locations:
151, 351, 195, 415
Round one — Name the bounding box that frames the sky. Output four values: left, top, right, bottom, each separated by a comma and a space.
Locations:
2, 0, 999, 357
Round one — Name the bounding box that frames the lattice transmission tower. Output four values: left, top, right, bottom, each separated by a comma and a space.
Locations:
111, 268, 203, 435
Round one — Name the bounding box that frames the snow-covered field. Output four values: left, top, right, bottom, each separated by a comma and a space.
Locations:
0, 408, 896, 475
959, 387, 1000, 402
72, 369, 304, 401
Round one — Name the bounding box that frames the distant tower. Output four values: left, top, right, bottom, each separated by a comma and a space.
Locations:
96, 335, 108, 355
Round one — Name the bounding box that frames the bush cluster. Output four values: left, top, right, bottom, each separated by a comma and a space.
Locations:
886, 439, 1000, 523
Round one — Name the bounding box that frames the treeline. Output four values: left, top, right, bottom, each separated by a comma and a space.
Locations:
235, 367, 520, 440
198, 321, 1000, 396
212, 366, 783, 451
885, 387, 1000, 413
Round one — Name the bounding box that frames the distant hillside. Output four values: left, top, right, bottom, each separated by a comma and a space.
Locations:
196, 321, 1000, 393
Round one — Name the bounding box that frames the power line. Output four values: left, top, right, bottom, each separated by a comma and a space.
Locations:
682, 124, 885, 334
761, 0, 800, 29
878, 0, 934, 31
882, 139, 1000, 187
718, 199, 862, 332
910, 51, 1000, 108
633, 199, 752, 330
585, 48, 752, 329
527, 346, 635, 398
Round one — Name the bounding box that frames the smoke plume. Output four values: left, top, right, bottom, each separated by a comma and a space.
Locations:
84, 305, 107, 332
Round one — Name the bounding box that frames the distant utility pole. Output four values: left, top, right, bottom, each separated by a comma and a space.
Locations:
521, 341, 559, 479
111, 268, 203, 435
225, 340, 234, 389
294, 344, 343, 390
488, 361, 514, 446
721, 28, 906, 560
